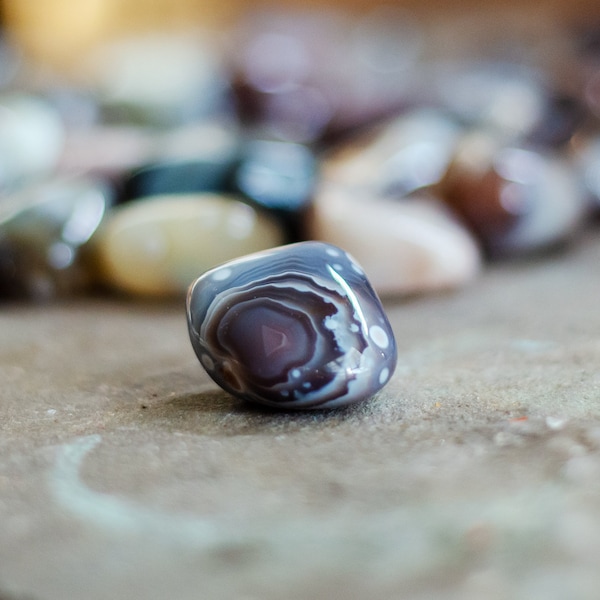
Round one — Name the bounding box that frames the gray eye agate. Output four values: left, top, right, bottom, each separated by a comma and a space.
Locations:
186, 241, 397, 409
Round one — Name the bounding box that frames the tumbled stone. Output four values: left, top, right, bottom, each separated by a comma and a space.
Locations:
187, 241, 397, 409
306, 183, 482, 296
0, 176, 112, 300
440, 131, 588, 256
93, 194, 286, 297
321, 109, 462, 197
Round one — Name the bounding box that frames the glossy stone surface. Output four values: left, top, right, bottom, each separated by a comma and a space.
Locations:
93, 194, 286, 297
307, 184, 482, 296
441, 132, 588, 256
187, 241, 397, 409
0, 176, 112, 300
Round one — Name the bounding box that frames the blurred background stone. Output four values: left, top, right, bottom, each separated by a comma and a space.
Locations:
307, 184, 482, 295
92, 193, 286, 297
0, 175, 112, 300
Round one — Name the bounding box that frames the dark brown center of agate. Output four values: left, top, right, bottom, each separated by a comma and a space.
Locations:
219, 302, 316, 382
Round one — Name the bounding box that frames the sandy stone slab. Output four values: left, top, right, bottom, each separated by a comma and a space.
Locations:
1, 231, 600, 599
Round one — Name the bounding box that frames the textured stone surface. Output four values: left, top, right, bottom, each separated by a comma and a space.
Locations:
92, 194, 286, 297
2, 230, 600, 599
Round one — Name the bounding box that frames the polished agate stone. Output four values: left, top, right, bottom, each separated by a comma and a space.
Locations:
187, 241, 397, 409
93, 193, 286, 297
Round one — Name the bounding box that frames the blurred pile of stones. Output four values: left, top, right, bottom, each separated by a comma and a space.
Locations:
1, 8, 600, 301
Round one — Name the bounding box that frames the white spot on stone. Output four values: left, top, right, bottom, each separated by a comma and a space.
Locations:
47, 408, 57, 416
291, 369, 301, 378
350, 323, 359, 333
326, 247, 340, 257
324, 318, 336, 330
379, 367, 390, 385
369, 325, 389, 349
200, 354, 215, 371
211, 267, 233, 281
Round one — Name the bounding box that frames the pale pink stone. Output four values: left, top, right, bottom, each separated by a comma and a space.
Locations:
306, 183, 482, 297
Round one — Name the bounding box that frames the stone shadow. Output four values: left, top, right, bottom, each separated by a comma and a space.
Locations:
136, 385, 366, 437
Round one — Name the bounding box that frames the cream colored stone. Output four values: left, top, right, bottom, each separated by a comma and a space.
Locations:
307, 183, 482, 296
93, 194, 286, 297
